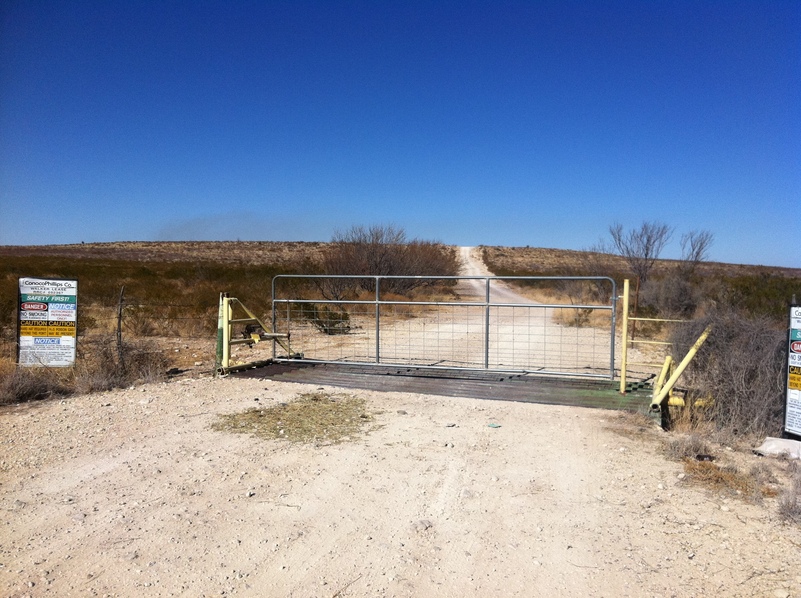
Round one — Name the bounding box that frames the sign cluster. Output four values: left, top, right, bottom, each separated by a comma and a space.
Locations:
17, 277, 78, 367
786, 305, 801, 439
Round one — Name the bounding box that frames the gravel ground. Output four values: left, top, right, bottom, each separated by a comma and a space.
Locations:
1, 374, 800, 598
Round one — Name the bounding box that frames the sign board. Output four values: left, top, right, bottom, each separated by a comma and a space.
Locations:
17, 278, 78, 367
786, 305, 801, 439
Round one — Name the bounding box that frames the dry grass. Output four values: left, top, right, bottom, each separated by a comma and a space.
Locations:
0, 241, 328, 266
778, 461, 801, 523
479, 245, 801, 279
212, 391, 377, 445
664, 433, 778, 502
0, 337, 170, 405
551, 307, 614, 328
664, 433, 713, 461
680, 460, 776, 500
0, 360, 74, 404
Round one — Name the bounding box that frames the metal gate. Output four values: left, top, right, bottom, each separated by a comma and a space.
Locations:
271, 275, 617, 379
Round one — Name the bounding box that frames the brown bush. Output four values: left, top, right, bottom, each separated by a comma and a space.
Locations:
669, 310, 786, 438
779, 461, 801, 524
0, 365, 73, 404
74, 337, 169, 394
320, 225, 459, 297
0, 337, 169, 405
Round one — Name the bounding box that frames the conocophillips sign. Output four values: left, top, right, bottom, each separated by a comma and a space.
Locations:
17, 277, 78, 367
786, 305, 801, 438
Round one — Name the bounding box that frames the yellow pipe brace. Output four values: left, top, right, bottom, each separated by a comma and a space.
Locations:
650, 325, 712, 411
653, 355, 673, 399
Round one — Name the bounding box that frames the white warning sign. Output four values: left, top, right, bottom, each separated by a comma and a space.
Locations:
18, 278, 78, 367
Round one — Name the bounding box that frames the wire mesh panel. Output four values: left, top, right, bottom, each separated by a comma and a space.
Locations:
377, 302, 487, 368
486, 304, 614, 375
272, 275, 616, 378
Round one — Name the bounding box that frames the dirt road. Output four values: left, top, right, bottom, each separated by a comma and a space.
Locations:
458, 246, 527, 304
2, 374, 800, 597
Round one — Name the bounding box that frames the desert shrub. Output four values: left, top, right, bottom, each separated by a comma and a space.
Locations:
669, 310, 786, 438
641, 273, 702, 319
74, 337, 168, 393
608, 221, 673, 284
305, 304, 351, 335
321, 225, 459, 296
707, 273, 801, 320
0, 366, 73, 404
664, 434, 711, 461
0, 337, 169, 404
778, 461, 801, 524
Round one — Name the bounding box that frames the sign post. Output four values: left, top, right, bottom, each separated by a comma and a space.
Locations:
17, 277, 78, 367
785, 304, 801, 440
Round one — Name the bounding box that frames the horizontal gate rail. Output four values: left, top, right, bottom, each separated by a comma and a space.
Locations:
272, 275, 617, 379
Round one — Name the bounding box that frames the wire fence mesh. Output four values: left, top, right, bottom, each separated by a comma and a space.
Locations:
272, 275, 617, 378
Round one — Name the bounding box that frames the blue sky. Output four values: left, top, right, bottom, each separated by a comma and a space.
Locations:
1, 1, 798, 267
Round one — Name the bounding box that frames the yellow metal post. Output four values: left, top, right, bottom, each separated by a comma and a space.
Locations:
650, 325, 712, 411
215, 292, 225, 370
221, 296, 231, 370
619, 279, 630, 394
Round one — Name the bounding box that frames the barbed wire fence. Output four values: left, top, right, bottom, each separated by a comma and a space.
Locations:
1, 285, 222, 365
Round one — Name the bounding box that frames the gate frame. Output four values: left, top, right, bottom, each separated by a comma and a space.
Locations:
271, 275, 617, 380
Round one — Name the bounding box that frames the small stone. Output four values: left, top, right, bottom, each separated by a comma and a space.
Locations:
721, 505, 730, 512
397, 410, 407, 415
677, 473, 686, 480
413, 520, 433, 533
773, 590, 790, 598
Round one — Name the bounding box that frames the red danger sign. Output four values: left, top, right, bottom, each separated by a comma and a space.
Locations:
792, 341, 801, 353
21, 302, 48, 311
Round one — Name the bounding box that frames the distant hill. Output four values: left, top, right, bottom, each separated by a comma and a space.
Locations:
479, 245, 801, 279
0, 241, 799, 279
0, 241, 327, 267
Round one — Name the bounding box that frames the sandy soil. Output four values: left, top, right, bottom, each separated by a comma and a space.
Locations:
2, 376, 800, 598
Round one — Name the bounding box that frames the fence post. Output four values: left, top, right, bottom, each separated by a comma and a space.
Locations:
117, 286, 125, 371
619, 279, 630, 394
215, 292, 228, 371
484, 277, 490, 369
375, 277, 381, 364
